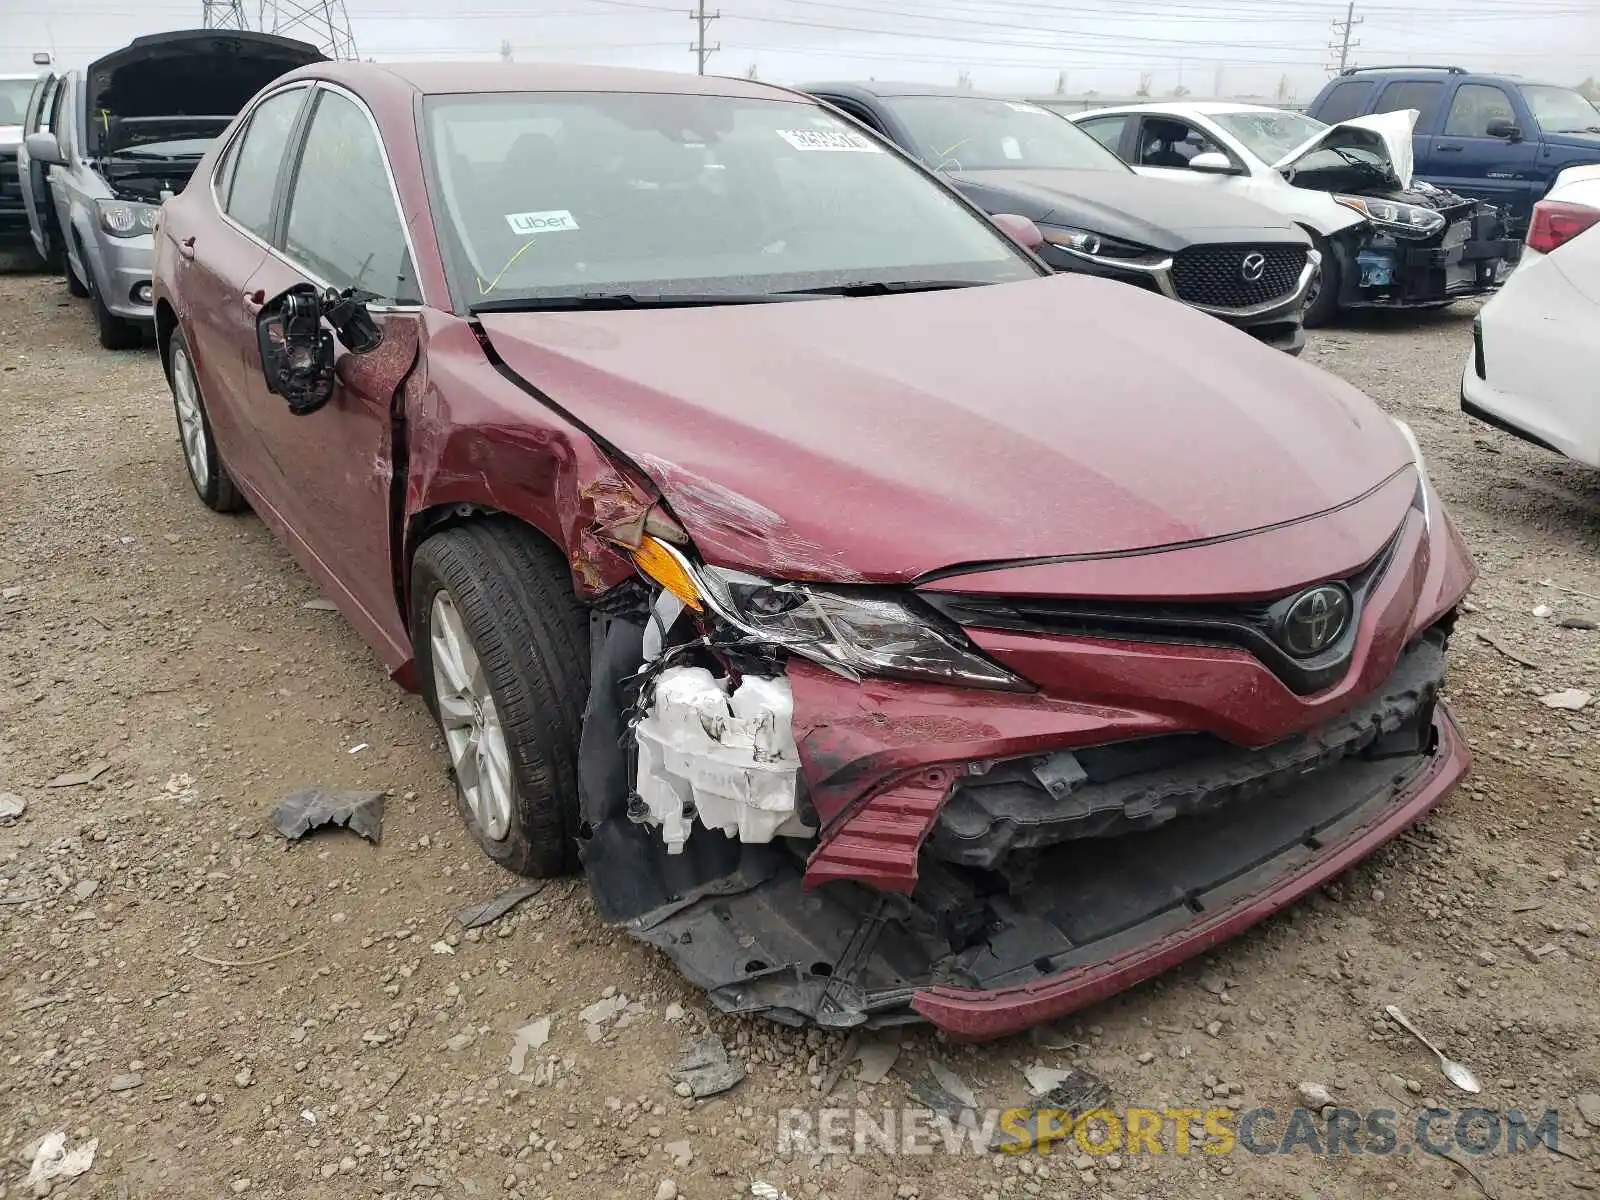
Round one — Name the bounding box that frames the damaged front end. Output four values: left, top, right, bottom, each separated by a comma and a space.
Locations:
1278, 110, 1519, 309
1327, 183, 1518, 309
576, 498, 1473, 1039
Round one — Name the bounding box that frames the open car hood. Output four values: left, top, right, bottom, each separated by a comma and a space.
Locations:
85, 30, 323, 157
1273, 108, 1417, 191
476, 273, 1411, 584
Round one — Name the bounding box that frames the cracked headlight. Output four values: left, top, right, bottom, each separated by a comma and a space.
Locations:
630, 537, 1030, 691
96, 200, 159, 238
1334, 195, 1446, 239
1393, 418, 1432, 532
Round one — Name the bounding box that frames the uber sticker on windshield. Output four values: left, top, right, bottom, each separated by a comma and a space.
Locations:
504, 209, 580, 236
777, 128, 881, 153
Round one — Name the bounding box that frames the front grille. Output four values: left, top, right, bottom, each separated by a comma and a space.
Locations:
0, 150, 19, 205
923, 521, 1409, 696
929, 628, 1447, 870
1171, 243, 1306, 309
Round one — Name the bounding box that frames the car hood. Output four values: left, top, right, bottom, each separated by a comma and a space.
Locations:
1543, 131, 1600, 151
1274, 109, 1416, 190
476, 273, 1410, 584
950, 168, 1302, 250
85, 30, 324, 157
0, 125, 21, 149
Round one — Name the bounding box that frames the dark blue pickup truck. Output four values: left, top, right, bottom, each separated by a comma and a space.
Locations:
1307, 66, 1600, 231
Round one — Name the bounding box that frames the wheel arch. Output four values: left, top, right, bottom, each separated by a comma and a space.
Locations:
154, 297, 178, 376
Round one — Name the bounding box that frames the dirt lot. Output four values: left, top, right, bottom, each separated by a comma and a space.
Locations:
2, 265, 1598, 1200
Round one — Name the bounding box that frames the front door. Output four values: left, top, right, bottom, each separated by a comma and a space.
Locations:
236, 84, 424, 665
19, 73, 60, 261
1428, 82, 1539, 224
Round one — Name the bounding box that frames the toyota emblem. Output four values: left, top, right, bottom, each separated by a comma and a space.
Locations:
1278, 585, 1352, 657
1240, 252, 1267, 283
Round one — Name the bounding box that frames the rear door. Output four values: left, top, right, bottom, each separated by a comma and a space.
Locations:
236, 82, 422, 659
187, 84, 313, 485
1428, 82, 1539, 222
18, 72, 60, 261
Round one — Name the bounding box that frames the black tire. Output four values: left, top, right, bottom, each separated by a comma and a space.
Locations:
1302, 231, 1341, 329
411, 520, 590, 877
164, 325, 246, 513
88, 264, 143, 350
65, 248, 89, 297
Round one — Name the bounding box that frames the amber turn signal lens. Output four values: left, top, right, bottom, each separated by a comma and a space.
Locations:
631, 536, 703, 611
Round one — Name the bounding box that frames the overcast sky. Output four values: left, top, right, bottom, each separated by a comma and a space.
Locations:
3, 0, 1596, 102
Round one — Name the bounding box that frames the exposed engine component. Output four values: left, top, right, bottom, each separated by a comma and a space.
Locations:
631, 666, 811, 853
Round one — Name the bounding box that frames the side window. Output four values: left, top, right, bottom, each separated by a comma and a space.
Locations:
1077, 115, 1129, 155
1316, 80, 1374, 122
818, 96, 885, 136
1443, 84, 1516, 138
225, 87, 308, 239
212, 131, 243, 206
49, 78, 69, 149
283, 89, 419, 304
1374, 80, 1445, 130
1137, 118, 1223, 169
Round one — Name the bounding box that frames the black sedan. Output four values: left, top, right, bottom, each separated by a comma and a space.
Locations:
803, 83, 1317, 354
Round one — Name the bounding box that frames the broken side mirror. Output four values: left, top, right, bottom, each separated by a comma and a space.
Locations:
256, 284, 384, 416
1486, 118, 1523, 142
990, 212, 1045, 251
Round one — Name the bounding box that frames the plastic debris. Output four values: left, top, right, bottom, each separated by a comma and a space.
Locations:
750, 1185, 790, 1200
455, 880, 545, 929
991, 1067, 1113, 1151
668, 1034, 746, 1099
509, 1018, 552, 1075
269, 787, 384, 844
856, 1041, 900, 1085
47, 760, 111, 788
579, 994, 629, 1027
302, 599, 338, 611
26, 1131, 98, 1187
1024, 1063, 1077, 1096
927, 1059, 979, 1109
1539, 689, 1592, 711
0, 793, 25, 823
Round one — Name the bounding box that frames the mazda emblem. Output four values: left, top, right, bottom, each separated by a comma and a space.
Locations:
1278, 585, 1352, 658
1240, 252, 1267, 283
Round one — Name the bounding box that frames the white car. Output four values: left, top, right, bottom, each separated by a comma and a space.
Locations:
1067, 101, 1519, 325
1461, 165, 1600, 464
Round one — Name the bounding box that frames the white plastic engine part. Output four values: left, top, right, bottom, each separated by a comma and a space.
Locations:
632, 666, 810, 854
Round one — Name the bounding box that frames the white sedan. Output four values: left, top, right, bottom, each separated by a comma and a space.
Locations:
1067, 101, 1518, 325
1462, 165, 1600, 464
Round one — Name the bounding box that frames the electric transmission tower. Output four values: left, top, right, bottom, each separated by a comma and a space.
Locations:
203, 0, 249, 31
1327, 1, 1362, 74
258, 0, 360, 60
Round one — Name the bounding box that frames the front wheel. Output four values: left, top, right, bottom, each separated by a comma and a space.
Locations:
87, 264, 142, 350
411, 521, 590, 877
1302, 232, 1341, 329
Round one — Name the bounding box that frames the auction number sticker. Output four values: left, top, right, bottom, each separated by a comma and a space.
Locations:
504, 209, 581, 235
777, 128, 881, 152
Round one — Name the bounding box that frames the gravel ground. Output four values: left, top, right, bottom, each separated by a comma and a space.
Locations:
2, 265, 1599, 1200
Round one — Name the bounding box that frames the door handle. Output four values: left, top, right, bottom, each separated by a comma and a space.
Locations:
1436, 144, 1463, 153
242, 289, 264, 315
177, 235, 196, 259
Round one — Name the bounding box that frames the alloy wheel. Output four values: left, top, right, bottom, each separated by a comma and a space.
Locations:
170, 344, 210, 488
429, 590, 514, 841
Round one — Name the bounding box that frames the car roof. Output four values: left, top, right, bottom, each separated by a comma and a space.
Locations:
1070, 101, 1296, 118
293, 60, 802, 101
801, 81, 1036, 102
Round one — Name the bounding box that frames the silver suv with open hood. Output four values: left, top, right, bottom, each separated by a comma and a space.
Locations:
23, 30, 323, 348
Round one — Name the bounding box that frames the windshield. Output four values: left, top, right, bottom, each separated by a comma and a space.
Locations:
887, 95, 1128, 173
0, 79, 34, 126
1523, 85, 1600, 134
421, 91, 1037, 309
1211, 110, 1328, 163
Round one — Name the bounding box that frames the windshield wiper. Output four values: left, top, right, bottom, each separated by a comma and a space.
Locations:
773, 279, 993, 297
469, 291, 826, 314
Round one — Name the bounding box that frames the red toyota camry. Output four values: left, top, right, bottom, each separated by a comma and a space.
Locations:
152, 61, 1474, 1039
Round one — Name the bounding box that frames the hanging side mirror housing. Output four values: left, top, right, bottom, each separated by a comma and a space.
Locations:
256, 284, 383, 416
